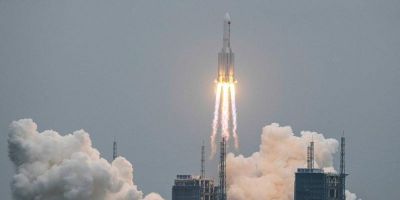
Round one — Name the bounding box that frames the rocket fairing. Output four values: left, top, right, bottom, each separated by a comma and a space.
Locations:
218, 13, 235, 83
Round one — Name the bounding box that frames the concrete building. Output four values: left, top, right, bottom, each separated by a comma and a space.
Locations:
294, 168, 343, 200
294, 137, 347, 200
172, 175, 215, 200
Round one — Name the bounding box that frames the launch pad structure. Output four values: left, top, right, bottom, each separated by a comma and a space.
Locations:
219, 138, 227, 200
294, 136, 348, 200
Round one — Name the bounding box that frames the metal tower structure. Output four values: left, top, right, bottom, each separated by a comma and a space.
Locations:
310, 141, 314, 169
307, 146, 311, 169
113, 137, 118, 161
201, 141, 205, 200
307, 140, 314, 169
219, 138, 227, 200
340, 135, 347, 200
201, 141, 205, 179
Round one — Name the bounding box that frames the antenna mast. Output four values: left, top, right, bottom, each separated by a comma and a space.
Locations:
340, 133, 345, 174
307, 140, 314, 169
340, 133, 346, 200
310, 140, 314, 169
201, 141, 205, 179
307, 146, 311, 169
113, 137, 118, 161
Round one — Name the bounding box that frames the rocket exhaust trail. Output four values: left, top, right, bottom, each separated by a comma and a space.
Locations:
210, 13, 239, 157
211, 83, 222, 156
221, 83, 230, 140
230, 83, 239, 149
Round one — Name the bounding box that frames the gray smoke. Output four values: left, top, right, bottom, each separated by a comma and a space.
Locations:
227, 123, 361, 200
8, 119, 164, 200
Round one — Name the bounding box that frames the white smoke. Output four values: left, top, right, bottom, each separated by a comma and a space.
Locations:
227, 123, 360, 200
346, 190, 362, 200
8, 119, 164, 200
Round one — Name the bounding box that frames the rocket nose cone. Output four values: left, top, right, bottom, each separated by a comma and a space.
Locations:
224, 12, 231, 22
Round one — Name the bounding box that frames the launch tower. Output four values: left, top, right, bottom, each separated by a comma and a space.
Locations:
219, 138, 227, 200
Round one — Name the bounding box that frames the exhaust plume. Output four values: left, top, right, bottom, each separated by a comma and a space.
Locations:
226, 123, 360, 200
221, 83, 230, 140
7, 119, 164, 200
210, 82, 238, 157
211, 83, 222, 156
229, 84, 239, 149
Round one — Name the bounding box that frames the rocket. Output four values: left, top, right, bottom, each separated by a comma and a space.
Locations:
218, 13, 235, 83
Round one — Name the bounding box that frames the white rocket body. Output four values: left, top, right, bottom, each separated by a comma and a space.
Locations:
218, 13, 235, 83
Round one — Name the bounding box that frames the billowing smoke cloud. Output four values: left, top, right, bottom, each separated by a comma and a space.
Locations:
8, 119, 164, 200
227, 123, 360, 200
346, 190, 361, 200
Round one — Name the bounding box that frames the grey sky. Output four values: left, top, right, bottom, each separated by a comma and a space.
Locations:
1, 0, 399, 199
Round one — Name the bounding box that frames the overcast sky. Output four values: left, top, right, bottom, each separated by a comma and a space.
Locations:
1, 0, 399, 199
